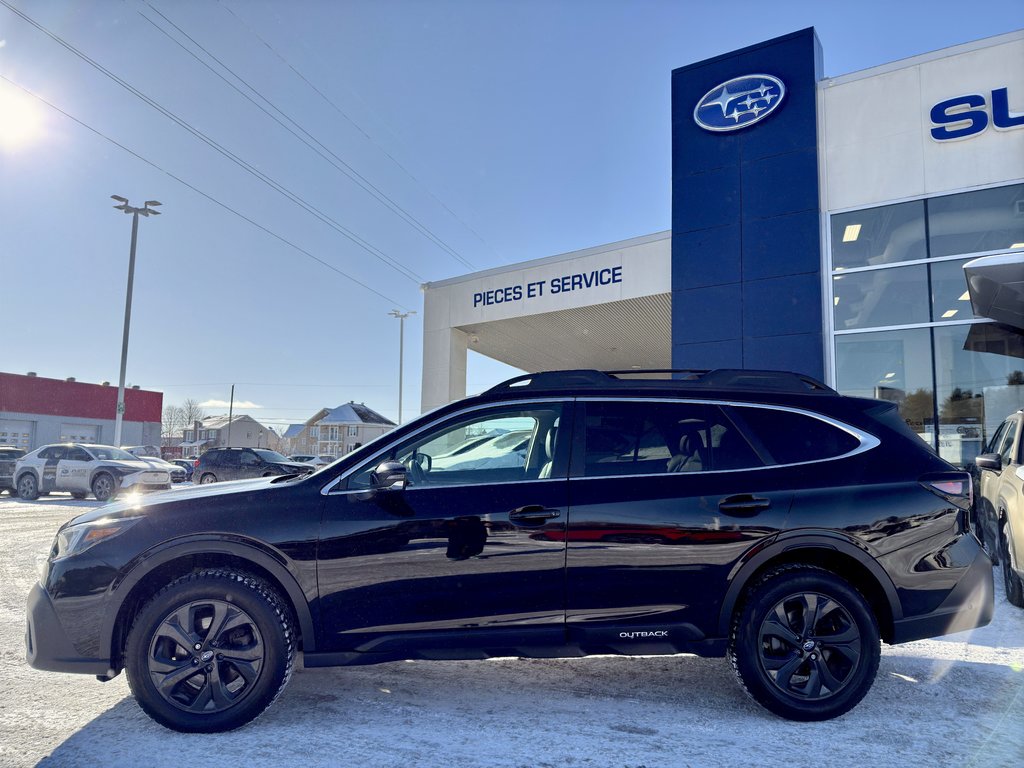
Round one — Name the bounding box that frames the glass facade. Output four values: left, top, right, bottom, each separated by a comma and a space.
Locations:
831, 183, 1024, 466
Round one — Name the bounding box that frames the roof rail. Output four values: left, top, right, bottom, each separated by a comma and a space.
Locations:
695, 369, 834, 393
485, 368, 835, 394
486, 370, 613, 393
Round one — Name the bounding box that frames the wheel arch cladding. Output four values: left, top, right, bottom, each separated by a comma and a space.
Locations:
106, 542, 316, 670
719, 537, 900, 644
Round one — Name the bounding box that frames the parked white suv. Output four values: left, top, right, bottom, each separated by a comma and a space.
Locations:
15, 443, 171, 501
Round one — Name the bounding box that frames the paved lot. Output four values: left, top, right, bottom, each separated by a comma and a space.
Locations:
1, 495, 1022, 767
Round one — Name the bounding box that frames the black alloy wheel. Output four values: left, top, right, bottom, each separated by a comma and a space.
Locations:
126, 570, 295, 732
757, 592, 860, 701
147, 599, 265, 715
729, 565, 880, 721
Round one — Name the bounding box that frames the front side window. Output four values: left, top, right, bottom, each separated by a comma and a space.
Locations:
997, 420, 1019, 465
580, 401, 762, 478
66, 447, 92, 462
347, 404, 563, 489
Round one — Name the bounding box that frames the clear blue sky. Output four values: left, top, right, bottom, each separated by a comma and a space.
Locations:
2, 0, 1021, 434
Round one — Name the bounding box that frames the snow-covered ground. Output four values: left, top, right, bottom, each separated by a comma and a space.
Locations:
1, 495, 1021, 768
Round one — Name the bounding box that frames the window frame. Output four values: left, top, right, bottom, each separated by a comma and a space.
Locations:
323, 398, 574, 495
568, 397, 879, 480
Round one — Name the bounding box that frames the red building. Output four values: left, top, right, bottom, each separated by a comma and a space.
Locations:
0, 372, 163, 450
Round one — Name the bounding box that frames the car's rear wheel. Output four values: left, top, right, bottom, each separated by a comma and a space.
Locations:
91, 472, 118, 502
16, 473, 39, 500
125, 569, 295, 733
729, 565, 880, 721
199, 473, 217, 484
1000, 526, 1024, 608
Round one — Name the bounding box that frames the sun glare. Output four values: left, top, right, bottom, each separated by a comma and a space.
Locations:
0, 85, 44, 150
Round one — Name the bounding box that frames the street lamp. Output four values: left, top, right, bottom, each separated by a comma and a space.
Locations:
388, 309, 415, 424
110, 195, 162, 447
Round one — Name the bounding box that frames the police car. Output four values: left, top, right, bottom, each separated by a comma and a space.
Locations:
15, 443, 171, 501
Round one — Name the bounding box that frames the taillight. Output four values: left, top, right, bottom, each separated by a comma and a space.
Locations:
919, 471, 973, 512
193, 459, 200, 468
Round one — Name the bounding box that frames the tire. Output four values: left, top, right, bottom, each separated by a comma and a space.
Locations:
199, 473, 217, 485
17, 473, 39, 500
91, 473, 118, 502
729, 565, 880, 721
71, 492, 88, 500
125, 569, 296, 733
1000, 526, 1024, 608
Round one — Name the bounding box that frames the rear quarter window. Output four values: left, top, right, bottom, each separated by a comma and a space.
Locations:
726, 406, 861, 465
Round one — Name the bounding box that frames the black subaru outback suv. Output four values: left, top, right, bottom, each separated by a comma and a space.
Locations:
27, 369, 993, 732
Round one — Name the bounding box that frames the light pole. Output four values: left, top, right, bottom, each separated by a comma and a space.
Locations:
110, 195, 161, 447
388, 309, 415, 424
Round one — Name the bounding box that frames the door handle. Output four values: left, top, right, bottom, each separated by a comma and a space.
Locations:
508, 505, 562, 524
718, 495, 771, 517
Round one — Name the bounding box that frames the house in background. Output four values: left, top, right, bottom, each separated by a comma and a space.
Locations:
180, 414, 273, 456
279, 423, 306, 456
288, 402, 395, 458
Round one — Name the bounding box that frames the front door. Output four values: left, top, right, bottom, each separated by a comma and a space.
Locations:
317, 401, 572, 655
58, 446, 93, 493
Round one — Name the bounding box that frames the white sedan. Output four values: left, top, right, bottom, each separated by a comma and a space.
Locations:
15, 443, 171, 501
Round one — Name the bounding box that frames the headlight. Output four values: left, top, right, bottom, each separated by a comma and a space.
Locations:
52, 517, 143, 560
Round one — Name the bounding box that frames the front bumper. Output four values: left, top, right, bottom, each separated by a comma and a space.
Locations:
891, 540, 995, 644
26, 582, 111, 675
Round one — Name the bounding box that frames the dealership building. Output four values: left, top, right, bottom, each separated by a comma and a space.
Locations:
421, 27, 1024, 468
0, 372, 163, 451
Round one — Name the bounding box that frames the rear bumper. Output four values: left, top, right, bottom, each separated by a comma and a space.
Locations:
891, 542, 994, 644
26, 582, 110, 675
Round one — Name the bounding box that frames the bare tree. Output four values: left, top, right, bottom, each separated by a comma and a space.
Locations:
162, 405, 184, 438
180, 399, 206, 428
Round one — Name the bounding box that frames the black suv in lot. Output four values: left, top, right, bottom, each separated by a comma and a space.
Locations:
193, 447, 313, 484
27, 369, 993, 732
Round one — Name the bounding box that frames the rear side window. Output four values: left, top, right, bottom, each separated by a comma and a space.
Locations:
580, 401, 763, 477
726, 406, 860, 465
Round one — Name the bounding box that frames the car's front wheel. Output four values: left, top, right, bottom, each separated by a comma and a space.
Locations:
125, 569, 296, 732
91, 472, 118, 502
729, 565, 880, 721
16, 473, 39, 500
1001, 526, 1024, 608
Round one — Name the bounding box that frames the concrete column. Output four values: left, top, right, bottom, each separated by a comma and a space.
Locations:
421, 327, 468, 412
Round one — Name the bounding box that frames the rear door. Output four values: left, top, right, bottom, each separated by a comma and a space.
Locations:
565, 398, 793, 650
37, 445, 68, 493
216, 450, 241, 480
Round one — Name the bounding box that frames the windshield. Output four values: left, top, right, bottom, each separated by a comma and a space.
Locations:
254, 449, 288, 463
89, 446, 142, 461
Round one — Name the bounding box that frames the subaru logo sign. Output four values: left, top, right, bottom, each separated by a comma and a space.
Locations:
693, 74, 786, 132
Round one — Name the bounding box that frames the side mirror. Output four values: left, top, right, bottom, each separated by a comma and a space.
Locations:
974, 453, 1002, 472
371, 461, 407, 491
